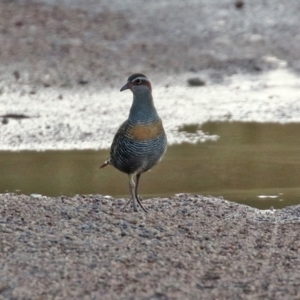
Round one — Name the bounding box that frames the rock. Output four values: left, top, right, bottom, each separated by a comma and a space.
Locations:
235, 1, 244, 9
187, 77, 206, 87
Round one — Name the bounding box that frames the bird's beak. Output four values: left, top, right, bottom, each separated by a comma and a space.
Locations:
120, 82, 130, 92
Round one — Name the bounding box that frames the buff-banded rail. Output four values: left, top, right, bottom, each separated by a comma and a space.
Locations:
101, 73, 167, 213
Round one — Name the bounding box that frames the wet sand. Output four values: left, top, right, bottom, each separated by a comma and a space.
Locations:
0, 0, 300, 299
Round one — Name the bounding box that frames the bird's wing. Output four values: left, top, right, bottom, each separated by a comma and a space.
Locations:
110, 120, 129, 157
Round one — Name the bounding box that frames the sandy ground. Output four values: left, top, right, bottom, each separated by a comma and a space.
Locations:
1, 0, 300, 299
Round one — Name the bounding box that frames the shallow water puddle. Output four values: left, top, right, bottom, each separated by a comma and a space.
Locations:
1, 121, 300, 209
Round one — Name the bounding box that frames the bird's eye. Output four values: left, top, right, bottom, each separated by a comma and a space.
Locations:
135, 79, 142, 84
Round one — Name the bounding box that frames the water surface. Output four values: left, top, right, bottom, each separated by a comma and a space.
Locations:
1, 122, 300, 209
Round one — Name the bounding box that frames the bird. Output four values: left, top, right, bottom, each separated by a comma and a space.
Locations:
100, 73, 167, 213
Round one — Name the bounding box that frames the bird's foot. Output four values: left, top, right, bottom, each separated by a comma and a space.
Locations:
121, 198, 132, 211
136, 196, 148, 213
121, 196, 148, 213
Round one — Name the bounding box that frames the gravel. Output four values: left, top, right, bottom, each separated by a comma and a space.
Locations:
1, 193, 300, 299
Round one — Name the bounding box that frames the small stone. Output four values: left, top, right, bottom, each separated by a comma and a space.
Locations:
80, 223, 91, 230
30, 194, 42, 199
187, 77, 206, 87
78, 78, 89, 85
14, 20, 24, 27
235, 1, 244, 9
2, 118, 8, 125
13, 70, 20, 80
41, 74, 52, 87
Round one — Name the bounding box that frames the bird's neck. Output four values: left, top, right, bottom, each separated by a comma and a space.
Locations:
129, 91, 159, 124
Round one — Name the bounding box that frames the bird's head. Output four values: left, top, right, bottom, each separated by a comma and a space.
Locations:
120, 73, 152, 93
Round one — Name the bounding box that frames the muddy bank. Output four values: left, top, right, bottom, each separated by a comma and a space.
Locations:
1, 0, 300, 86
1, 193, 300, 299
1, 1, 300, 150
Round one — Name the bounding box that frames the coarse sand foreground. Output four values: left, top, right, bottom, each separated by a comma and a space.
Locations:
1, 193, 300, 299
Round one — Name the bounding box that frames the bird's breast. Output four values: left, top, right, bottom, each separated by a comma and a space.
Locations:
127, 119, 164, 141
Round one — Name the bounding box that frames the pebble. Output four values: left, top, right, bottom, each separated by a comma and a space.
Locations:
187, 77, 206, 87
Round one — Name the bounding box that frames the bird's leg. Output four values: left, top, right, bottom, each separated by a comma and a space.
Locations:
121, 174, 135, 212
134, 173, 140, 200
135, 173, 148, 213
128, 174, 138, 212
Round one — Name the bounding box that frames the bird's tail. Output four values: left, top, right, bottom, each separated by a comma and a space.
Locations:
99, 158, 111, 169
